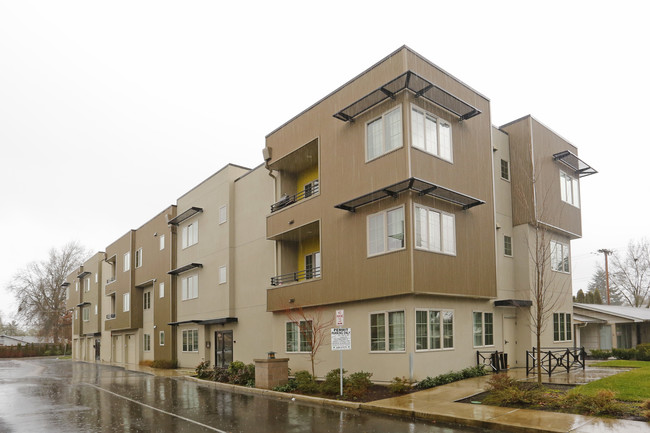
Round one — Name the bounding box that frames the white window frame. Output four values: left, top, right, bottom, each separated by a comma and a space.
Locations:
75, 309, 78, 320
369, 310, 406, 353
181, 274, 199, 301
218, 266, 227, 285
504, 235, 513, 257
560, 170, 580, 208
285, 320, 312, 353
305, 251, 321, 280
553, 312, 572, 342
182, 329, 199, 352
159, 282, 165, 298
135, 248, 143, 268
410, 104, 453, 162
367, 206, 405, 257
94, 305, 98, 315
123, 293, 130, 312
551, 240, 570, 273
415, 309, 454, 351
75, 281, 79, 292
159, 234, 165, 250
123, 252, 131, 272
472, 311, 494, 348
500, 159, 510, 181
159, 331, 165, 346
84, 277, 90, 292
414, 204, 456, 255
365, 105, 403, 162
219, 205, 227, 225
143, 291, 151, 310
82, 307, 89, 322
94, 273, 98, 283
182, 221, 199, 249
143, 334, 151, 352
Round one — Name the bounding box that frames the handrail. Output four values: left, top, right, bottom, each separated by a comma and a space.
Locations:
477, 350, 507, 372
271, 182, 320, 213
526, 347, 586, 376
271, 267, 321, 286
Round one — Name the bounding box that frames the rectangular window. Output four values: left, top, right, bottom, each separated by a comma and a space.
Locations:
500, 159, 510, 181
84, 277, 90, 292
82, 307, 89, 322
366, 106, 402, 161
305, 252, 321, 280
75, 309, 78, 320
94, 305, 98, 315
473, 312, 494, 347
144, 334, 151, 352
159, 331, 165, 346
219, 205, 227, 224
285, 321, 312, 353
218, 266, 227, 284
551, 241, 570, 273
304, 180, 319, 198
123, 252, 131, 272
159, 282, 165, 298
411, 106, 452, 161
135, 248, 143, 268
553, 313, 572, 342
123, 293, 130, 312
415, 205, 456, 255
504, 235, 513, 257
95, 273, 98, 283
181, 274, 198, 300
182, 329, 199, 352
182, 221, 199, 249
159, 234, 165, 250
416, 309, 454, 350
560, 171, 580, 207
370, 311, 405, 352
368, 206, 405, 256
75, 281, 79, 292
143, 291, 151, 310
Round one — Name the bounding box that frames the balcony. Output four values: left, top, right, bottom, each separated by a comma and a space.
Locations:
271, 180, 319, 213
271, 266, 321, 286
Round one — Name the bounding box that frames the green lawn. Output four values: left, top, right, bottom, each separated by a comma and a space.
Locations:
572, 361, 650, 401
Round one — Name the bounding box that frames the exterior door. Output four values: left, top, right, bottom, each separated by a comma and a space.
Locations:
502, 315, 516, 367
215, 331, 233, 368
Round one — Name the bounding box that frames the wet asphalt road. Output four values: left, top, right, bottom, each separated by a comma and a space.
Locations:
0, 358, 488, 433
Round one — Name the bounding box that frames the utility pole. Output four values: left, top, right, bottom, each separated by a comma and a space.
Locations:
598, 249, 613, 305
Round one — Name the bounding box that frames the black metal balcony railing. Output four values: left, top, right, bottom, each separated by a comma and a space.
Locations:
105, 313, 116, 320
477, 350, 508, 373
271, 267, 321, 286
270, 182, 319, 213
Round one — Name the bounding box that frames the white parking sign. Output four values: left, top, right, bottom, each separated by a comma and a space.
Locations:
331, 328, 351, 351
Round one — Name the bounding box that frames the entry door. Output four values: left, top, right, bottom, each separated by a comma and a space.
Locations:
215, 331, 233, 368
600, 325, 612, 350
502, 315, 516, 367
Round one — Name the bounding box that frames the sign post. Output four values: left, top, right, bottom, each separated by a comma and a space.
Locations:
331, 310, 350, 396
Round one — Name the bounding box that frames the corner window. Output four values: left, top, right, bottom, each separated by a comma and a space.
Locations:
504, 235, 513, 257
415, 309, 454, 350
135, 248, 143, 268
473, 312, 494, 347
218, 266, 227, 285
286, 321, 312, 353
144, 334, 151, 352
414, 205, 456, 255
560, 171, 580, 207
366, 106, 403, 161
370, 311, 405, 352
182, 221, 199, 249
367, 206, 405, 256
411, 105, 452, 162
181, 274, 198, 300
553, 313, 572, 342
123, 252, 131, 272
123, 293, 130, 312
182, 329, 199, 352
500, 159, 510, 181
551, 240, 570, 273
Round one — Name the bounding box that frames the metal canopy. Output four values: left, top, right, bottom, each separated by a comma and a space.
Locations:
77, 271, 91, 279
553, 150, 597, 177
333, 71, 481, 122
334, 177, 484, 212
76, 302, 91, 307
168, 263, 203, 275
494, 299, 533, 307
168, 317, 238, 326
168, 207, 203, 226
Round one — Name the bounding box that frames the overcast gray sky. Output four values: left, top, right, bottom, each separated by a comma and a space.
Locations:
1, 1, 648, 321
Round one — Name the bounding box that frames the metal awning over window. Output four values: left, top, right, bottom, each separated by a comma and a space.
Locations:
334, 177, 484, 212
333, 71, 481, 122
76, 302, 91, 307
168, 207, 203, 226
494, 299, 533, 307
168, 317, 238, 326
553, 150, 597, 177
77, 271, 91, 279
168, 263, 203, 275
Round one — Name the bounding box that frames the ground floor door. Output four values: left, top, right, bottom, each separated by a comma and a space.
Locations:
502, 315, 516, 367
215, 330, 233, 368
600, 325, 612, 350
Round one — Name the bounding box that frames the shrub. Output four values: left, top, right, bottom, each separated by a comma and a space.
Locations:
389, 376, 412, 394
151, 359, 177, 369
588, 349, 612, 360
636, 344, 650, 361
320, 369, 348, 395
195, 360, 213, 379
213, 366, 229, 383
294, 370, 319, 394
416, 367, 478, 390
272, 379, 297, 393
345, 371, 373, 400
565, 390, 627, 416
139, 360, 154, 367
227, 361, 255, 386
460, 365, 487, 379
612, 348, 636, 360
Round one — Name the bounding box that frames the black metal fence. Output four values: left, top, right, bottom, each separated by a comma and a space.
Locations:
477, 350, 508, 373
270, 267, 321, 286
526, 347, 586, 376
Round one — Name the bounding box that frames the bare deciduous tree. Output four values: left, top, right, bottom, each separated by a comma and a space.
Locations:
608, 239, 650, 307
8, 242, 90, 342
284, 306, 334, 378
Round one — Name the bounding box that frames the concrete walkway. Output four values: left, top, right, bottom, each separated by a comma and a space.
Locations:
112, 361, 650, 432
